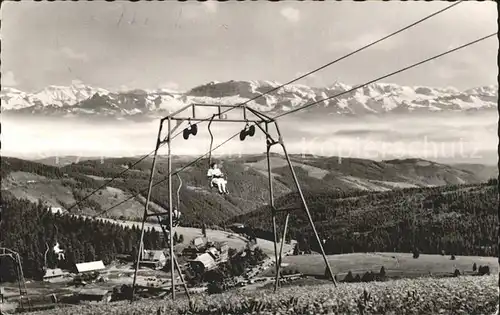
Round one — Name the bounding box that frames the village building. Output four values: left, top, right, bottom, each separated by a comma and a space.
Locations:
73, 260, 106, 284
181, 246, 199, 259
42, 268, 67, 283
193, 237, 207, 249
76, 260, 105, 274
206, 243, 229, 263
139, 250, 167, 270
50, 207, 67, 215
217, 243, 229, 262
189, 253, 217, 274
181, 237, 208, 258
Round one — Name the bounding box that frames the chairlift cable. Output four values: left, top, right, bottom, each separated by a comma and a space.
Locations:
273, 32, 497, 120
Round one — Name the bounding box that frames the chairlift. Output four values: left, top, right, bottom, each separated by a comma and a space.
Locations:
182, 113, 256, 194
182, 119, 198, 140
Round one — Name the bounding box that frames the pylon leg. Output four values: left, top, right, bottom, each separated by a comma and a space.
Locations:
131, 120, 164, 301
277, 212, 290, 286
265, 123, 282, 292
156, 215, 191, 303
274, 121, 337, 287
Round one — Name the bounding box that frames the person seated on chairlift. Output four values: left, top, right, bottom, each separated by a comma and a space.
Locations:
173, 208, 181, 226
53, 242, 65, 261
160, 208, 181, 227
207, 162, 229, 194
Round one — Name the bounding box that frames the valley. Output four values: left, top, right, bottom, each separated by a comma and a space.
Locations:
1, 148, 497, 314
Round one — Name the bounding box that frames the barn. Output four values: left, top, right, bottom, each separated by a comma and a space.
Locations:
74, 261, 106, 284
43, 268, 67, 283
139, 250, 167, 270
76, 261, 105, 274
189, 253, 217, 274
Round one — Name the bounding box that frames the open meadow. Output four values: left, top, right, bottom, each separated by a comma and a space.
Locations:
262, 252, 499, 279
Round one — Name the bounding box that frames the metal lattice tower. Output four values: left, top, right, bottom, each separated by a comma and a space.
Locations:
131, 103, 337, 302
0, 247, 30, 310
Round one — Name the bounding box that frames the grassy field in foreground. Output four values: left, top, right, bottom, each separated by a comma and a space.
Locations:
34, 275, 499, 315
263, 252, 499, 278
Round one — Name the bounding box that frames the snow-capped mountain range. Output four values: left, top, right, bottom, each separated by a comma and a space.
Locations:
1, 80, 497, 120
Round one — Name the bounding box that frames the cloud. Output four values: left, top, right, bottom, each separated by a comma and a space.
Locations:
159, 81, 180, 91
331, 31, 399, 52
71, 79, 85, 86
2, 71, 19, 86
293, 71, 327, 87
118, 85, 130, 92
61, 47, 89, 62
280, 7, 300, 23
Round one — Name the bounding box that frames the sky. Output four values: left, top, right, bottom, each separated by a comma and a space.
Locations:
1, 1, 498, 93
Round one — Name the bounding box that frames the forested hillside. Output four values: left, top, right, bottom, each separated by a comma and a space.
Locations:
1, 155, 497, 282
231, 179, 498, 257
0, 195, 166, 282
2, 155, 495, 228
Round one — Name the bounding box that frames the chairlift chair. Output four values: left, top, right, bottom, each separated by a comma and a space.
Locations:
160, 210, 181, 228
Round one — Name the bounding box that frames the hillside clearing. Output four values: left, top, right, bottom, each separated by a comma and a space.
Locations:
84, 174, 110, 181
2, 156, 496, 227
368, 180, 419, 189
89, 216, 292, 257
2, 172, 76, 207
246, 156, 330, 180
338, 175, 391, 191
83, 187, 145, 219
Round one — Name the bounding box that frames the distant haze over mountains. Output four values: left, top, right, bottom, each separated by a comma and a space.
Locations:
1, 80, 497, 120
2, 80, 496, 165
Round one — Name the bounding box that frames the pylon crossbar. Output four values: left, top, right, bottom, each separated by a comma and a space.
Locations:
168, 117, 262, 123
164, 103, 271, 124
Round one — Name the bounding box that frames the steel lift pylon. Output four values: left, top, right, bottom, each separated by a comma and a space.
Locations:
131, 103, 337, 302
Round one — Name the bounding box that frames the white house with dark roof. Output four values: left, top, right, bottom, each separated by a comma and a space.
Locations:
139, 250, 167, 270
76, 260, 105, 274
189, 253, 217, 274
43, 268, 67, 282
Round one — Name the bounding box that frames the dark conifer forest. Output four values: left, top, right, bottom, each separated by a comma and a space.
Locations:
0, 195, 165, 282
232, 179, 498, 257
